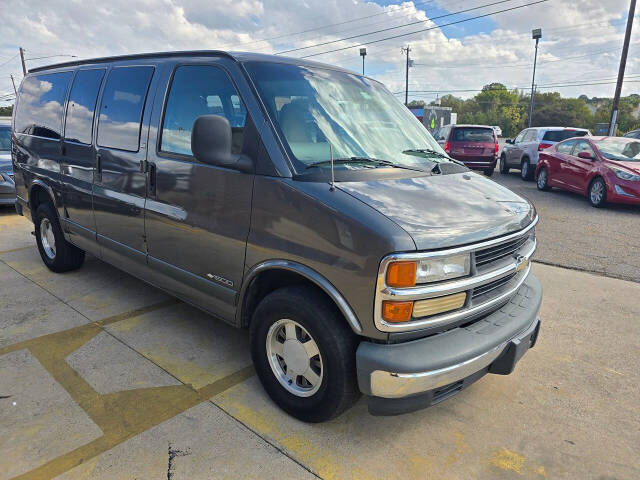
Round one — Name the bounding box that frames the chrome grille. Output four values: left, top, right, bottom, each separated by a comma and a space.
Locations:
475, 235, 529, 266
472, 272, 517, 298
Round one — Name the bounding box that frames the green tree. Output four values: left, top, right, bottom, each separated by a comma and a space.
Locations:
0, 105, 12, 117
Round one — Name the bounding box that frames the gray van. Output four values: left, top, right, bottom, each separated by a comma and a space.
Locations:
11, 51, 541, 422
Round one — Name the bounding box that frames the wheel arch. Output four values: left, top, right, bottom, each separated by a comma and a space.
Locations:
29, 180, 57, 219
238, 260, 362, 334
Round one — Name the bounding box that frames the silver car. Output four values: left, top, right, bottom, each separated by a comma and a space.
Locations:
500, 126, 590, 180
0, 118, 16, 206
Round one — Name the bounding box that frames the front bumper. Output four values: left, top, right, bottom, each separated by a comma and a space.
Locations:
357, 272, 542, 415
608, 181, 640, 205
0, 176, 16, 205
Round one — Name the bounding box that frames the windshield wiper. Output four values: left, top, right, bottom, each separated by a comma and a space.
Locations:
306, 157, 422, 171
402, 148, 450, 160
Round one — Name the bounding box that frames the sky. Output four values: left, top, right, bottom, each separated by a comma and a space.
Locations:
1, 0, 638, 106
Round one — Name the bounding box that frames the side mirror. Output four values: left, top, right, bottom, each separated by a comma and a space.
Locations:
577, 151, 594, 160
505, 138, 514, 144
191, 115, 253, 173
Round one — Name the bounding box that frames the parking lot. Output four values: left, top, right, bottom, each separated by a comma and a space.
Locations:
1, 182, 639, 480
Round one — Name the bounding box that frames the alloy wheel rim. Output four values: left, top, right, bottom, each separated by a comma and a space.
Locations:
266, 319, 323, 397
591, 181, 604, 204
522, 162, 528, 177
538, 170, 547, 188
40, 218, 56, 259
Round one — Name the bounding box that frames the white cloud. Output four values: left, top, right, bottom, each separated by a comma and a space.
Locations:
0, 0, 637, 106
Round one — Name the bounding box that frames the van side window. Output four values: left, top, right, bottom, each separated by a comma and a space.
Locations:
14, 71, 73, 139
160, 65, 247, 156
97, 66, 154, 152
65, 69, 105, 144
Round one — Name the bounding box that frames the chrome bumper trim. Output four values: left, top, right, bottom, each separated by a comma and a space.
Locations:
370, 318, 539, 398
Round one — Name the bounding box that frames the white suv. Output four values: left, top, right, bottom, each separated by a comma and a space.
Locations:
501, 127, 590, 180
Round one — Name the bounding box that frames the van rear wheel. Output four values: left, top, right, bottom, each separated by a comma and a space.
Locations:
34, 203, 85, 272
250, 285, 360, 422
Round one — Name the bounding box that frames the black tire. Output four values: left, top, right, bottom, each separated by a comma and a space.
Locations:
521, 158, 533, 181
484, 168, 494, 177
34, 203, 85, 272
500, 154, 509, 174
588, 177, 607, 208
250, 285, 360, 423
536, 167, 551, 191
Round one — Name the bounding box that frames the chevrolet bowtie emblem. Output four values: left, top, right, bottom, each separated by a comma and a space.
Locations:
515, 255, 529, 272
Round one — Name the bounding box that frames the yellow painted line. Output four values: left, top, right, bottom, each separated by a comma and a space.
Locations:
3, 299, 255, 480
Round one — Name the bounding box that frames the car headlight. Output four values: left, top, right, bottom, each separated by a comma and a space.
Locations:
611, 168, 640, 181
386, 254, 471, 287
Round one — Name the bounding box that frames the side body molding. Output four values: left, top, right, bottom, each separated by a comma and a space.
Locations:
239, 260, 363, 334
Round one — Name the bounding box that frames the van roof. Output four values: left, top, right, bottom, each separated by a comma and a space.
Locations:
27, 50, 355, 75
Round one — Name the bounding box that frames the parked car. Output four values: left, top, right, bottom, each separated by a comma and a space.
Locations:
12, 51, 541, 422
535, 136, 640, 207
435, 124, 499, 176
492, 125, 502, 137
501, 127, 590, 180
624, 129, 640, 139
0, 117, 16, 206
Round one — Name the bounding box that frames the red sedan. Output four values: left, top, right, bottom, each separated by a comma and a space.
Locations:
535, 136, 640, 207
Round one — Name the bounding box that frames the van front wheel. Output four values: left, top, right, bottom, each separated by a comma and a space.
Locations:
250, 285, 360, 422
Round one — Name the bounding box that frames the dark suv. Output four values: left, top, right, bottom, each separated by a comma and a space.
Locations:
11, 51, 541, 422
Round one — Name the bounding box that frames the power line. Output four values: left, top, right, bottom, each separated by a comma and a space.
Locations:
277, 0, 520, 55
298, 0, 551, 59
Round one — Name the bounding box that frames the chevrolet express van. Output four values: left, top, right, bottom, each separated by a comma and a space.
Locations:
11, 51, 541, 422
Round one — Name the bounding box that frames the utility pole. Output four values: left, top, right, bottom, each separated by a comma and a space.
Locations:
19, 47, 27, 76
528, 29, 541, 127
10, 74, 17, 96
609, 0, 636, 136
402, 45, 411, 106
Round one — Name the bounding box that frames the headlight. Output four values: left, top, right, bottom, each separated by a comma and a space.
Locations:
386, 254, 471, 287
611, 168, 640, 181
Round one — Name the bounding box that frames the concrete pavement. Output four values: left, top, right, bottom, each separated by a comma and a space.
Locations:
1, 208, 639, 479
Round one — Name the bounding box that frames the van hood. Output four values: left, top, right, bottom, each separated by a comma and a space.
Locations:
337, 172, 535, 250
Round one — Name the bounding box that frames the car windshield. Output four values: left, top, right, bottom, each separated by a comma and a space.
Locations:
452, 127, 495, 142
0, 126, 11, 151
594, 139, 640, 162
543, 130, 588, 142
244, 62, 447, 171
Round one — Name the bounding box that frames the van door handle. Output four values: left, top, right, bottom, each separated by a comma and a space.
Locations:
95, 153, 102, 182
147, 162, 156, 196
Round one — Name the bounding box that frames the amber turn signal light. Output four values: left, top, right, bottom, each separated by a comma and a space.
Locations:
386, 261, 417, 288
382, 301, 414, 323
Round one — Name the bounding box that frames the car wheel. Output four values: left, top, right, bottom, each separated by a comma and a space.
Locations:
536, 167, 551, 191
588, 177, 607, 208
34, 203, 85, 272
250, 285, 360, 423
521, 158, 533, 181
500, 154, 509, 174
484, 168, 494, 177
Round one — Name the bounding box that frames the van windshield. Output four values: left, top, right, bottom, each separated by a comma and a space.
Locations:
244, 62, 447, 172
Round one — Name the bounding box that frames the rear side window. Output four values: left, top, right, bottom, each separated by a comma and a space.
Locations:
65, 69, 105, 144
523, 130, 538, 142
97, 66, 154, 152
556, 139, 576, 153
14, 72, 73, 139
160, 65, 247, 156
543, 130, 587, 142
451, 127, 494, 142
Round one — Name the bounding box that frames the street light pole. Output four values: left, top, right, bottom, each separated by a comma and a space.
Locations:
360, 47, 367, 75
609, 0, 636, 136
528, 28, 541, 128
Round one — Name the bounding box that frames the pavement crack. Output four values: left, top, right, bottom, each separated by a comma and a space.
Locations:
167, 442, 191, 480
